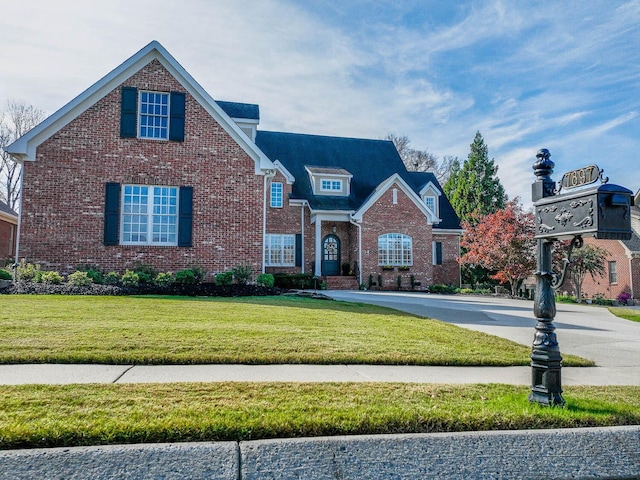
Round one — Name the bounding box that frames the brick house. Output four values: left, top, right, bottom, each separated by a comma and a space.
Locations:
6, 41, 462, 289
563, 190, 640, 301
0, 200, 17, 263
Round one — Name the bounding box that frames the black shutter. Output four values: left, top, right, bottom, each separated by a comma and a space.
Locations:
295, 234, 302, 267
178, 186, 193, 247
104, 183, 121, 245
169, 92, 186, 142
120, 87, 138, 138
435, 241, 443, 265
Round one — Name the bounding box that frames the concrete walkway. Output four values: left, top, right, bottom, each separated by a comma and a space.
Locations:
1, 291, 639, 386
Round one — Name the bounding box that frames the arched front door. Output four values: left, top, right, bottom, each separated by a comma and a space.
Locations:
322, 234, 340, 276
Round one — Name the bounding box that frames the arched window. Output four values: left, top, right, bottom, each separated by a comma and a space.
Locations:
378, 233, 412, 266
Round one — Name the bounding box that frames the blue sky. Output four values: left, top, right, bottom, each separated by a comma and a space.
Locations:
1, 0, 638, 205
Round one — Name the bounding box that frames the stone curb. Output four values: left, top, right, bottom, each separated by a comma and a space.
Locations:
1, 426, 638, 479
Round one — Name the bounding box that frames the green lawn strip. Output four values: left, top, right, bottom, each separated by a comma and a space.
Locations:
0, 295, 591, 366
0, 382, 638, 449
609, 307, 640, 323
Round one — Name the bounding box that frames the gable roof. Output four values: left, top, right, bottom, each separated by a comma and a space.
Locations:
405, 172, 462, 230
353, 173, 438, 223
6, 41, 273, 174
255, 130, 461, 230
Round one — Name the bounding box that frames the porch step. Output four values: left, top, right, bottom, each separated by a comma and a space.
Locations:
324, 275, 359, 290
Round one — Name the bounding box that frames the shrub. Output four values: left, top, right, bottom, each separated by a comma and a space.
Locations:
16, 261, 41, 281
273, 273, 315, 289
232, 264, 253, 285
215, 271, 233, 286
397, 275, 402, 289
154, 272, 174, 286
121, 270, 140, 287
103, 271, 121, 285
429, 284, 457, 294
617, 291, 632, 304
40, 271, 64, 284
256, 273, 275, 288
189, 266, 207, 284
76, 265, 104, 284
67, 271, 93, 286
410, 275, 416, 290
173, 269, 197, 284
0, 269, 12, 280
132, 263, 156, 284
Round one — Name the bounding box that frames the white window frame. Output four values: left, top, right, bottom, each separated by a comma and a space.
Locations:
270, 182, 283, 208
378, 233, 413, 266
139, 91, 170, 140
320, 179, 342, 192
425, 195, 436, 213
120, 184, 179, 246
609, 261, 618, 284
265, 234, 295, 266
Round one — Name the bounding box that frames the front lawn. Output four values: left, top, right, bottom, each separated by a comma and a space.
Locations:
1, 382, 638, 449
0, 295, 592, 366
609, 307, 640, 323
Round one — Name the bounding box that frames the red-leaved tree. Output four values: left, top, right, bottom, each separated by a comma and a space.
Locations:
460, 198, 536, 295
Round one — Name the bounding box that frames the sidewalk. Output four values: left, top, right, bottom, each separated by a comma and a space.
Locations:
2, 363, 638, 386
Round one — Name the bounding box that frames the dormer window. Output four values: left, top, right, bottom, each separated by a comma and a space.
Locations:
305, 166, 352, 196
419, 181, 441, 221
425, 195, 436, 213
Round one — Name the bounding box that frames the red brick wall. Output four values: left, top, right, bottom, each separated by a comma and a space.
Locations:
264, 172, 304, 274
360, 185, 433, 290
20, 60, 264, 276
0, 218, 16, 259
432, 232, 461, 286
563, 237, 632, 300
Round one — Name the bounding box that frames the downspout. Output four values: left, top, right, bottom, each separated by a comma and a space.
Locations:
350, 217, 362, 286
12, 163, 25, 281
262, 169, 276, 274
300, 201, 307, 273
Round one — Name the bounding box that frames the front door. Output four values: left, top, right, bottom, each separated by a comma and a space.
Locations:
322, 234, 340, 276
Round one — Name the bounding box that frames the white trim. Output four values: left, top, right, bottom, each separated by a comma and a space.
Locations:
352, 174, 437, 223
273, 160, 295, 185
5, 41, 275, 174
0, 210, 18, 224
264, 234, 296, 267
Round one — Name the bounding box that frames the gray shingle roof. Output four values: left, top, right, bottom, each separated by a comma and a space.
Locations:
0, 200, 17, 218
216, 101, 260, 120
255, 131, 461, 230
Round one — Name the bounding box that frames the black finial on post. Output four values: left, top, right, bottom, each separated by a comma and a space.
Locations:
532, 148, 556, 201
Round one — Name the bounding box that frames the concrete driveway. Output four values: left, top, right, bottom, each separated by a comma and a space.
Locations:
325, 291, 640, 385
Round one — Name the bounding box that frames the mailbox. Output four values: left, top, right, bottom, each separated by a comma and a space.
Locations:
535, 183, 634, 241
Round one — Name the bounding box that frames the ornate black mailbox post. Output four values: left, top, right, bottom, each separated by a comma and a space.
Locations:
530, 149, 633, 406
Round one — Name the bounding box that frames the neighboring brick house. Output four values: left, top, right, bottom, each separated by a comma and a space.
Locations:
6, 41, 462, 289
0, 200, 17, 262
564, 190, 640, 301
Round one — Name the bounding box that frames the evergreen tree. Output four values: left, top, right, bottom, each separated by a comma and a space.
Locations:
443, 131, 506, 223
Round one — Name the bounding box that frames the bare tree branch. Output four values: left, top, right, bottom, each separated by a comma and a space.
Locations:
0, 100, 46, 211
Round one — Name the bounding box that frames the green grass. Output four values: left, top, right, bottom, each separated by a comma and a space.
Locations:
610, 307, 640, 323
1, 382, 638, 449
0, 295, 592, 366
